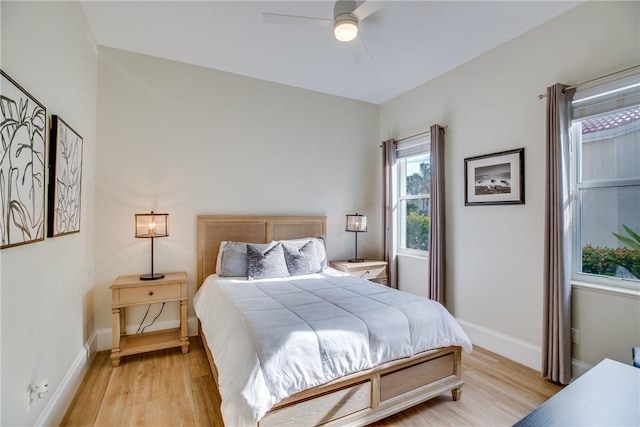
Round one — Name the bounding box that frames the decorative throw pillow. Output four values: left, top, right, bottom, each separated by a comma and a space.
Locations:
278, 236, 327, 269
283, 241, 322, 276
219, 242, 272, 277
247, 242, 290, 280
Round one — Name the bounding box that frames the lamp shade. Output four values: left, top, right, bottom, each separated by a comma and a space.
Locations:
334, 18, 358, 42
135, 212, 169, 238
346, 213, 367, 232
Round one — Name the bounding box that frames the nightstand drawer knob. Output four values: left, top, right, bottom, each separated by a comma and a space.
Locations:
149, 291, 154, 296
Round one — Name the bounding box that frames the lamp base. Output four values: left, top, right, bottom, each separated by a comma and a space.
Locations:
140, 273, 165, 281
347, 258, 365, 263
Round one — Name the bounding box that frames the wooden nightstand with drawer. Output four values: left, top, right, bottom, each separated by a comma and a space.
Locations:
110, 271, 189, 366
330, 260, 388, 286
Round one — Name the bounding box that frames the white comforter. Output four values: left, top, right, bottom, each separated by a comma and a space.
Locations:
193, 269, 472, 426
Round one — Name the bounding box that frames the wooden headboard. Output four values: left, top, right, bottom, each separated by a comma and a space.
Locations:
196, 215, 327, 287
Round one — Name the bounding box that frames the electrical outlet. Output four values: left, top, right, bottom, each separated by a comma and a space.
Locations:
571, 328, 580, 344
27, 379, 48, 411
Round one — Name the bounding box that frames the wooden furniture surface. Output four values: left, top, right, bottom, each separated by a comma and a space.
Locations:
330, 259, 388, 285
514, 358, 640, 426
110, 271, 189, 366
196, 215, 465, 427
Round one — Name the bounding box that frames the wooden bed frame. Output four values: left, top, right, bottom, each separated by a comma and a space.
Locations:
196, 215, 464, 427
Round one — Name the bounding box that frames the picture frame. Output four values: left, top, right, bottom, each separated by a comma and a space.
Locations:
0, 69, 47, 249
464, 148, 525, 206
47, 115, 83, 237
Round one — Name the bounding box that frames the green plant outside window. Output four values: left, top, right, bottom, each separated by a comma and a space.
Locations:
582, 226, 640, 280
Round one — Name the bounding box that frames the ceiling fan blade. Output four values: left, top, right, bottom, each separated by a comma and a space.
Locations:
262, 12, 332, 26
352, 1, 382, 21
349, 36, 372, 64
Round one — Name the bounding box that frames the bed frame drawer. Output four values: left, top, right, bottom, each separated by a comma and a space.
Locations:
259, 381, 371, 427
380, 352, 456, 402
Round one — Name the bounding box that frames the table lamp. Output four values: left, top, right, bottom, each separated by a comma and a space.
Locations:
135, 211, 169, 280
345, 213, 367, 263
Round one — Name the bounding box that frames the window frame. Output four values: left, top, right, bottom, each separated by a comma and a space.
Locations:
396, 136, 431, 257
570, 76, 640, 292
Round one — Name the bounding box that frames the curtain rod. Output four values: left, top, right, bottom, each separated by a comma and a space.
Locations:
396, 130, 430, 143
394, 125, 448, 143
537, 64, 640, 100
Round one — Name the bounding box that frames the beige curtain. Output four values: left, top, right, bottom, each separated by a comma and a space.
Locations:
382, 139, 398, 288
543, 83, 575, 385
428, 125, 446, 303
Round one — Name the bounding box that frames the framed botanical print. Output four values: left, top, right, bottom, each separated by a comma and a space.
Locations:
47, 115, 83, 237
464, 148, 525, 206
0, 69, 47, 249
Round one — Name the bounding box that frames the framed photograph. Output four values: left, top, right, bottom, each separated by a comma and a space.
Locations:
0, 69, 47, 249
47, 115, 83, 237
464, 148, 525, 206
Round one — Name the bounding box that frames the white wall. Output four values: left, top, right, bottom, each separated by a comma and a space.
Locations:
380, 1, 640, 371
398, 254, 429, 298
94, 47, 380, 337
1, 1, 97, 425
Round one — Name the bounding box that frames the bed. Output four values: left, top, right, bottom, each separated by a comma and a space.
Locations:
194, 215, 472, 427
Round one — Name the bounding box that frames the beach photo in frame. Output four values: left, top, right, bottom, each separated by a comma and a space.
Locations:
47, 115, 83, 237
0, 69, 47, 249
464, 148, 525, 206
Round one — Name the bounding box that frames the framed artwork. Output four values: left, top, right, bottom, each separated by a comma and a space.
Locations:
0, 69, 47, 249
47, 115, 83, 237
464, 148, 525, 206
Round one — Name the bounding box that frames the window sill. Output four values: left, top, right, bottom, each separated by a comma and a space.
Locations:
397, 250, 429, 261
572, 280, 640, 299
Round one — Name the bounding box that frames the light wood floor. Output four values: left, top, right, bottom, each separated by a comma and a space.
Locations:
61, 337, 562, 426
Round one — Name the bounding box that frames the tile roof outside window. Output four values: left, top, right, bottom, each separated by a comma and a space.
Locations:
581, 106, 640, 134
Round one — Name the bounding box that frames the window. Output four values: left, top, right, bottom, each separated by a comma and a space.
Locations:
397, 136, 430, 253
571, 75, 640, 289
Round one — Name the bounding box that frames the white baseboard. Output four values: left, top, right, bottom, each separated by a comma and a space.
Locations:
34, 332, 97, 426
456, 318, 542, 372
96, 316, 200, 352
457, 319, 593, 380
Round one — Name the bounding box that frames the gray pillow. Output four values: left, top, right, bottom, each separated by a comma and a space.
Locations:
219, 242, 271, 277
283, 241, 322, 276
278, 236, 327, 269
247, 242, 290, 280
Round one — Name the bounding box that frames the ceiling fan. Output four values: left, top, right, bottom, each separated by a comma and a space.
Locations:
262, 0, 382, 63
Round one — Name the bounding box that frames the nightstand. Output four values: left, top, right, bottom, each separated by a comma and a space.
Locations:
330, 260, 388, 285
110, 271, 189, 366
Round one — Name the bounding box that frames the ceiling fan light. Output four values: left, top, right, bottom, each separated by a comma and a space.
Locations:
334, 19, 358, 42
